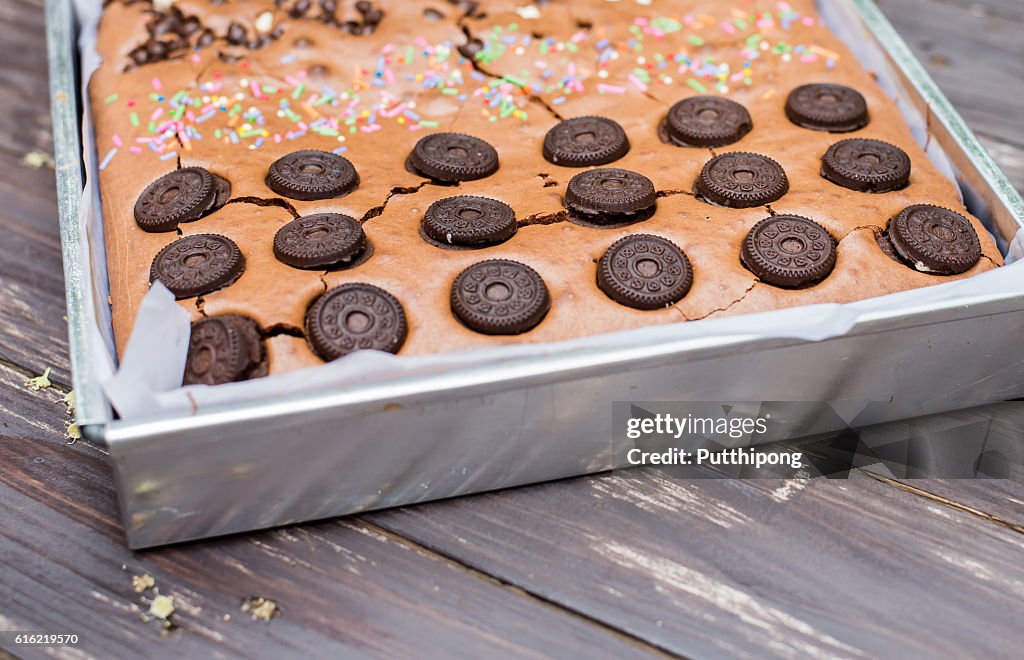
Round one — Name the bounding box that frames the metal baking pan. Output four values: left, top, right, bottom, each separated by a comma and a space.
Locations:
48, 0, 1024, 548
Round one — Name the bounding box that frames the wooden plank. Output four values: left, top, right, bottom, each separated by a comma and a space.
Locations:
879, 0, 1024, 189
367, 469, 1024, 658
865, 474, 1024, 531
783, 401, 1024, 528
0, 485, 658, 659
0, 382, 661, 659
0, 486, 656, 659
0, 360, 72, 442
0, 0, 71, 386
835, 402, 1024, 530
0, 0, 52, 160
0, 149, 72, 388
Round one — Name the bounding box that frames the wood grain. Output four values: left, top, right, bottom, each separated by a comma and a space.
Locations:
0, 0, 71, 387
367, 469, 1024, 657
0, 376, 661, 659
879, 0, 1024, 188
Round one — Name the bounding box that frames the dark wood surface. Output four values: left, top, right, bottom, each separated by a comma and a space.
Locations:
2, 0, 1023, 657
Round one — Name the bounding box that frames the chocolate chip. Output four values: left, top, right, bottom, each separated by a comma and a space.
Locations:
226, 22, 248, 45
447, 0, 482, 18
695, 152, 789, 208
129, 45, 150, 65
319, 0, 337, 22
274, 213, 367, 269
786, 83, 869, 133
290, 0, 310, 17
150, 233, 245, 299
184, 315, 265, 386
543, 116, 630, 167
408, 133, 499, 182
597, 234, 693, 310
424, 7, 444, 20
422, 196, 517, 247
146, 39, 168, 59
665, 96, 753, 148
355, 1, 372, 13
151, 14, 178, 36
266, 150, 360, 200
458, 38, 484, 60
821, 138, 911, 193
563, 168, 657, 222
451, 260, 551, 335
134, 167, 216, 232
180, 16, 201, 36
197, 28, 215, 48
306, 284, 408, 360
887, 204, 981, 274
166, 35, 189, 52
741, 215, 836, 288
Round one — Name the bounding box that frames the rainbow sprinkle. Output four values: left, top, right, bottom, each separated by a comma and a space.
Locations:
102, 2, 834, 168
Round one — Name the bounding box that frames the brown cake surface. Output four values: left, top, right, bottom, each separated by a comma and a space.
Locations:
89, 0, 1002, 379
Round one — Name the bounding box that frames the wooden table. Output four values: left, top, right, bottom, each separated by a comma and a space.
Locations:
3, 0, 1023, 656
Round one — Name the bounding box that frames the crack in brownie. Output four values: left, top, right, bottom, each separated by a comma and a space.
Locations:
89, 0, 1002, 383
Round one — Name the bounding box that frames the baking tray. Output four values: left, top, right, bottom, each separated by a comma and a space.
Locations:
47, 0, 1024, 548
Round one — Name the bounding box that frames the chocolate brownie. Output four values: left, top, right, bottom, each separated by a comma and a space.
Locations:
90, 0, 1002, 381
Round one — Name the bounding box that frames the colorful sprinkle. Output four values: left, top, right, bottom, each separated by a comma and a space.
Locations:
99, 148, 117, 170
112, 1, 832, 161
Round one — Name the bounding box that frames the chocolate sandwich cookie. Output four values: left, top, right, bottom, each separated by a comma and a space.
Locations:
274, 213, 367, 269
210, 173, 232, 209
563, 168, 657, 225
305, 283, 408, 360
786, 83, 869, 133
422, 196, 517, 247
408, 133, 499, 182
184, 314, 266, 386
741, 215, 837, 288
887, 204, 982, 274
695, 152, 789, 208
451, 260, 551, 335
266, 149, 359, 200
597, 234, 693, 310
665, 96, 753, 148
875, 231, 903, 264
542, 116, 630, 167
134, 167, 216, 232
150, 233, 245, 299
821, 139, 910, 193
